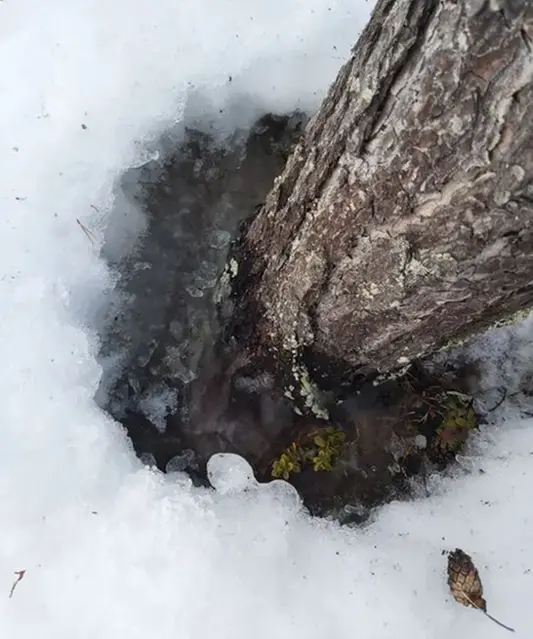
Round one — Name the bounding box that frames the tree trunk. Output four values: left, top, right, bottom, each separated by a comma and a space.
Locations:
230, 0, 533, 401
177, 0, 533, 516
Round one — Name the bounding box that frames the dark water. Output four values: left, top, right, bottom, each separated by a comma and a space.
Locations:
97, 104, 307, 476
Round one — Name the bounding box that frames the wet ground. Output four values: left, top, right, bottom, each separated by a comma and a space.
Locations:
98, 107, 307, 479
97, 106, 483, 520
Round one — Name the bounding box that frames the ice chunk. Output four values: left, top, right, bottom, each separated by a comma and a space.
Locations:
207, 453, 256, 494
137, 383, 178, 432
261, 478, 302, 510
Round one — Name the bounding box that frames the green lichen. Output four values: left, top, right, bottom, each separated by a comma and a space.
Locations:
489, 307, 532, 330
439, 335, 467, 352
292, 363, 329, 420
280, 331, 330, 420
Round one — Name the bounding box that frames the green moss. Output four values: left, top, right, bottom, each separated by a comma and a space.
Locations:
271, 443, 302, 480
311, 427, 345, 471
270, 426, 346, 479
432, 394, 477, 455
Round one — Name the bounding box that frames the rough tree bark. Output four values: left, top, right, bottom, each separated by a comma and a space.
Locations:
229, 0, 533, 402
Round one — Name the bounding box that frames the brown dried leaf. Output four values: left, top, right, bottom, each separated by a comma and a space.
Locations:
446, 548, 515, 633
447, 548, 486, 611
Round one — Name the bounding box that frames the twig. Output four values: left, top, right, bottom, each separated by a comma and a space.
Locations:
485, 388, 508, 414
9, 570, 26, 598
420, 453, 430, 498
462, 590, 515, 633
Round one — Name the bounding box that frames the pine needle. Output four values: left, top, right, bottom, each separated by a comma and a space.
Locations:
76, 218, 96, 245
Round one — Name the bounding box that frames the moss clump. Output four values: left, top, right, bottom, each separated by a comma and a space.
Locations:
311, 428, 346, 471
397, 377, 480, 472
271, 443, 302, 480
271, 426, 346, 480
432, 395, 477, 456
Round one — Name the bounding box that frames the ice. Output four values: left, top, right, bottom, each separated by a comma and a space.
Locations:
1, 1, 533, 639
137, 382, 178, 433
207, 454, 257, 494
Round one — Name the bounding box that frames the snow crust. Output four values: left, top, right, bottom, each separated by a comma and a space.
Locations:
0, 1, 532, 638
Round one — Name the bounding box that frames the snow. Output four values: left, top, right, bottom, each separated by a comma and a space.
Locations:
0, 1, 532, 638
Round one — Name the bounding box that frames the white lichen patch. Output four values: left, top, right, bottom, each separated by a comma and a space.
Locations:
214, 258, 239, 304
281, 333, 329, 419
360, 282, 381, 300
282, 331, 300, 354
372, 362, 411, 386
403, 256, 430, 280
229, 258, 238, 278
292, 363, 329, 420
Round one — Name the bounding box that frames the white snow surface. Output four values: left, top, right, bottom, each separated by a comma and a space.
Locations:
0, 1, 532, 638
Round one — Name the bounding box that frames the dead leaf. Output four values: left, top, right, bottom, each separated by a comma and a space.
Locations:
447, 548, 515, 632
9, 570, 26, 598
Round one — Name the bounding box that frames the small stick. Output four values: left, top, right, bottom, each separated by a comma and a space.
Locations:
9, 570, 26, 598
462, 590, 515, 633
485, 387, 507, 414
